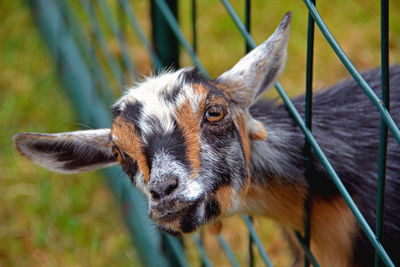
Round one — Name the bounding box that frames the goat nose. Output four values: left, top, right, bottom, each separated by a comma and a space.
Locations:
149, 176, 179, 201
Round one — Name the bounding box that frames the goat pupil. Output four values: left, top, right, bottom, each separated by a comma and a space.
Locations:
205, 106, 224, 122
209, 111, 220, 117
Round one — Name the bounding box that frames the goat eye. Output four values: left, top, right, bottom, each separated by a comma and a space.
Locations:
205, 106, 225, 123
112, 146, 125, 164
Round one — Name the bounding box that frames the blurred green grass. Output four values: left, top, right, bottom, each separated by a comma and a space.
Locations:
1, 0, 399, 266
0, 1, 138, 266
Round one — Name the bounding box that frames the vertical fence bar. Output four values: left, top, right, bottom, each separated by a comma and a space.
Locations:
152, 0, 206, 74
303, 1, 316, 266
151, 0, 180, 69
245, 0, 251, 54
244, 1, 255, 266
375, 0, 390, 266
295, 233, 320, 267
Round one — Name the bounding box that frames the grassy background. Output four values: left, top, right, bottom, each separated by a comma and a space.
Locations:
1, 1, 138, 266
1, 0, 399, 266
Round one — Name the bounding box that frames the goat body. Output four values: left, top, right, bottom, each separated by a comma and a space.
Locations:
248, 66, 400, 266
13, 13, 400, 266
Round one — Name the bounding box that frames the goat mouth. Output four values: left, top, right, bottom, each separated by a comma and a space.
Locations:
149, 199, 203, 234
149, 205, 192, 222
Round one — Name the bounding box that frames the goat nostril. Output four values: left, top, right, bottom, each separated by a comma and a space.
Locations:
150, 190, 161, 200
165, 180, 178, 196
149, 177, 179, 201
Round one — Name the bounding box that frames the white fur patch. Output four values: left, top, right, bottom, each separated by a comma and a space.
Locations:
175, 83, 206, 114
115, 69, 196, 138
183, 179, 204, 200
150, 152, 188, 180
135, 172, 148, 196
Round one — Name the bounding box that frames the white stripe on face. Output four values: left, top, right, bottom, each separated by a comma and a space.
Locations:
150, 152, 188, 181
115, 70, 185, 137
182, 179, 204, 200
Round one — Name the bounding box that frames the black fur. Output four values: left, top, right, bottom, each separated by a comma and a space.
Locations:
179, 199, 205, 233
143, 118, 191, 172
250, 66, 400, 266
111, 105, 121, 117
32, 140, 115, 170
200, 115, 248, 190
203, 194, 221, 221
180, 66, 207, 85
122, 101, 144, 136
121, 154, 138, 185
160, 85, 181, 105
182, 67, 225, 99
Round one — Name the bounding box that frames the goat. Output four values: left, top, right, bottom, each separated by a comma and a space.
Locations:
13, 12, 400, 266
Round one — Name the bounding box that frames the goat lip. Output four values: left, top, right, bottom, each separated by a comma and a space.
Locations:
150, 206, 191, 222
149, 200, 195, 222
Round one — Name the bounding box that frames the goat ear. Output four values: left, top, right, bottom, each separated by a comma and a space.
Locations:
13, 129, 118, 173
215, 12, 291, 108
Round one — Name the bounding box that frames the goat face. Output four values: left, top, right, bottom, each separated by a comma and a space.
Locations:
13, 12, 291, 235
110, 68, 253, 234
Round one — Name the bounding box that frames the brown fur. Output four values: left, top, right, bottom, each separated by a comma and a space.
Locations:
234, 112, 251, 187
111, 116, 150, 182
192, 83, 208, 97
243, 181, 306, 230
207, 220, 223, 235
215, 185, 235, 216
249, 120, 267, 141
310, 196, 357, 266
242, 181, 357, 266
175, 90, 206, 177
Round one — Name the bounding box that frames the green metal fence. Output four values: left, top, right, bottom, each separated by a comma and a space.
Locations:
28, 0, 398, 266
